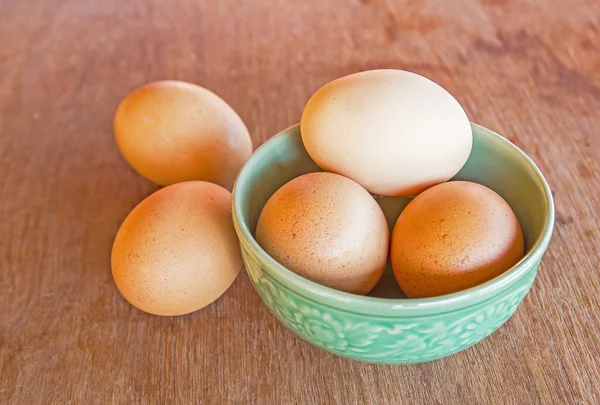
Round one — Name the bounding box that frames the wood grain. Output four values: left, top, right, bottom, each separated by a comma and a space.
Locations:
1, 0, 599, 403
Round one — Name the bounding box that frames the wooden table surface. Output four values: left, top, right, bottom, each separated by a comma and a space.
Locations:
1, 0, 599, 403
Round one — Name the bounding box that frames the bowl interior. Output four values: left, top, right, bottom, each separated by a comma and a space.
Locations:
234, 123, 553, 302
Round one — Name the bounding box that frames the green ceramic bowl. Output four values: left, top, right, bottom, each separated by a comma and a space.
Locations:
232, 123, 554, 364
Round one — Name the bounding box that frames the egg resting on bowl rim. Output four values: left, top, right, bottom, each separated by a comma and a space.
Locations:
300, 69, 473, 196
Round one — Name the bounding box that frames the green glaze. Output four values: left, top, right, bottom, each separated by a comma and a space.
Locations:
232, 123, 555, 364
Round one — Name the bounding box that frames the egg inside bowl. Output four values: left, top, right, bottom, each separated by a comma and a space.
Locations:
232, 123, 554, 364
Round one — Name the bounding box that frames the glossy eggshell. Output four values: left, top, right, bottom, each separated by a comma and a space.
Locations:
111, 181, 242, 316
255, 172, 389, 295
391, 181, 524, 298
300, 69, 472, 196
114, 80, 252, 189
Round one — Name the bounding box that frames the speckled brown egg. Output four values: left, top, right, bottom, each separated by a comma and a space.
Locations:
111, 181, 242, 316
255, 172, 389, 295
114, 80, 252, 189
391, 181, 524, 298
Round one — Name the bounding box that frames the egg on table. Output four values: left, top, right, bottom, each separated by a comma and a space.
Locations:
114, 80, 252, 189
300, 69, 472, 197
111, 181, 242, 316
390, 181, 524, 298
256, 172, 389, 295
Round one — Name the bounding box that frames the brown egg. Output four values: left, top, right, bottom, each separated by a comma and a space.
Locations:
391, 181, 524, 298
111, 181, 242, 316
256, 172, 389, 295
114, 80, 252, 189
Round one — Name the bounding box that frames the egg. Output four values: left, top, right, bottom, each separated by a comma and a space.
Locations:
256, 172, 389, 295
111, 181, 242, 316
114, 80, 252, 189
390, 181, 524, 298
300, 69, 472, 196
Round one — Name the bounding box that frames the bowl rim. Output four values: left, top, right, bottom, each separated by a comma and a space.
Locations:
232, 122, 555, 315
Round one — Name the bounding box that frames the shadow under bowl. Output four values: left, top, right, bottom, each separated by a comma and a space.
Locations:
232, 123, 555, 364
